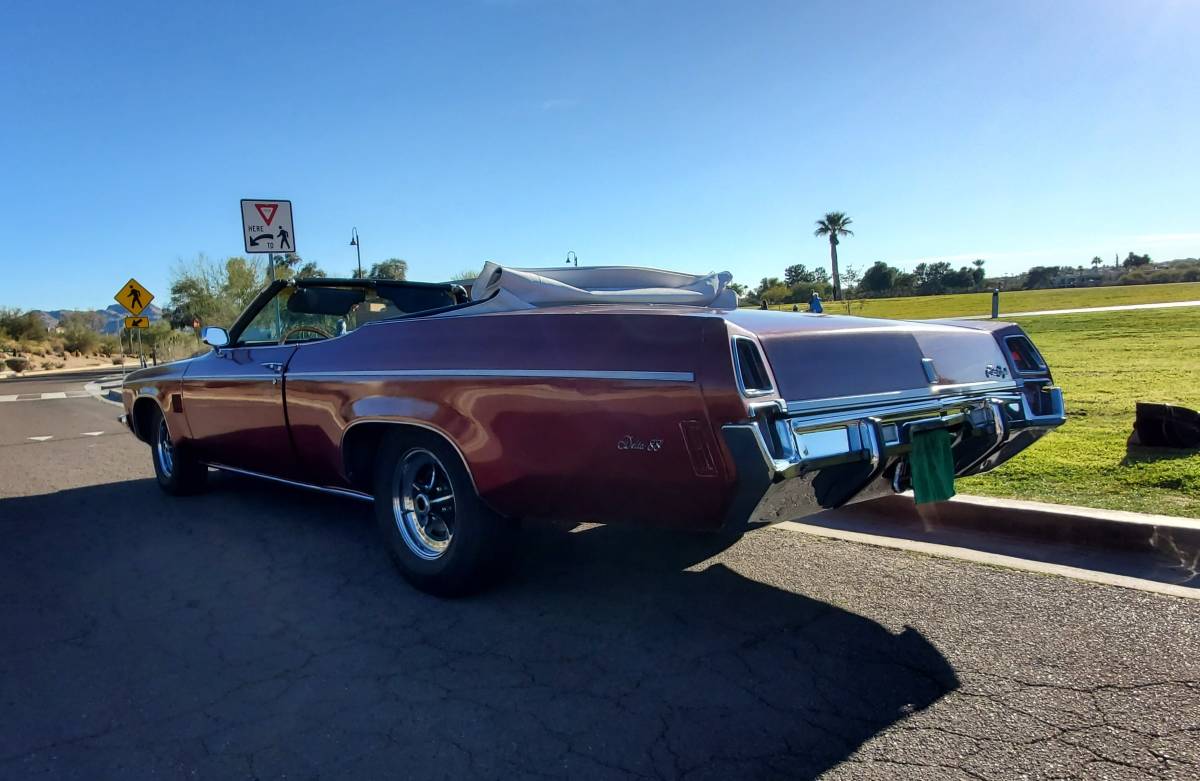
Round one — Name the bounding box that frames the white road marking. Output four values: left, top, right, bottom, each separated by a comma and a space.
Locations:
81, 431, 105, 437
0, 391, 98, 402
27, 436, 53, 442
775, 521, 1200, 601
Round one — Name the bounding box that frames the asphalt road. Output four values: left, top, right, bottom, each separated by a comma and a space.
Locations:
2, 375, 1199, 780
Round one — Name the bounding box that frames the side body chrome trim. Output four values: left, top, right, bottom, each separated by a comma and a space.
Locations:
203, 462, 375, 503
287, 368, 695, 383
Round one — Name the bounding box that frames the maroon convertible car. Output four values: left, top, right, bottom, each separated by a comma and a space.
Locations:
121, 264, 1065, 594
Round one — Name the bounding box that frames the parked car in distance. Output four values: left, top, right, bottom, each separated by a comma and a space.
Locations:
120, 264, 1065, 595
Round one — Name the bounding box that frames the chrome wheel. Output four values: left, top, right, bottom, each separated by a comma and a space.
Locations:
391, 448, 455, 560
155, 417, 175, 478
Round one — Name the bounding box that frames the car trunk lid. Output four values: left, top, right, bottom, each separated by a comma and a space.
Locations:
724, 309, 1013, 404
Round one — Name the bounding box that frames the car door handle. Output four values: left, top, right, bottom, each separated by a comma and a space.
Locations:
261, 362, 284, 373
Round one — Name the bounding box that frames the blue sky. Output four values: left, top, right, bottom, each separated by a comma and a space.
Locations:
2, 0, 1197, 310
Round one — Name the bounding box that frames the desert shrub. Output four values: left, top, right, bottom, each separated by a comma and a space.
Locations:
62, 327, 100, 354
5, 357, 29, 373
111, 356, 125, 365
97, 334, 121, 356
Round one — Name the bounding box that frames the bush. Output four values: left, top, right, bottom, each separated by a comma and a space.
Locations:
97, 335, 121, 356
62, 327, 100, 355
111, 356, 125, 365
5, 357, 29, 373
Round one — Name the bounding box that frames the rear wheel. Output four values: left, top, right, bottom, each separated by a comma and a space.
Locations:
149, 406, 207, 495
373, 429, 515, 596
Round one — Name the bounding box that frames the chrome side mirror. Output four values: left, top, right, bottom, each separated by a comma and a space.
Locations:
201, 326, 229, 349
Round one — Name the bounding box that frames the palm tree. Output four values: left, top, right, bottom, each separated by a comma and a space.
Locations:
813, 212, 854, 300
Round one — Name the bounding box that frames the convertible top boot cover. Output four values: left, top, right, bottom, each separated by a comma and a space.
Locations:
466, 263, 737, 311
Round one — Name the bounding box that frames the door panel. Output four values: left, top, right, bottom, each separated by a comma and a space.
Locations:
181, 345, 299, 478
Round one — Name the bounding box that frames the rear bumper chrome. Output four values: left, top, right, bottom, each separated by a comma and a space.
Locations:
721, 384, 1065, 529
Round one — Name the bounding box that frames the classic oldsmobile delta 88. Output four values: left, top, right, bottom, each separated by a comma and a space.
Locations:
121, 264, 1065, 594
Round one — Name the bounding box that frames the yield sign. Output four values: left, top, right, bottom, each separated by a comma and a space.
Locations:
255, 203, 278, 226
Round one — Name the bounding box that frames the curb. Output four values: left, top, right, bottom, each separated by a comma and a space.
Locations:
811, 494, 1200, 564
84, 379, 125, 407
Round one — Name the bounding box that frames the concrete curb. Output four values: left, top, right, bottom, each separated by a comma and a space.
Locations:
83, 379, 125, 407
1, 362, 137, 381
812, 493, 1200, 564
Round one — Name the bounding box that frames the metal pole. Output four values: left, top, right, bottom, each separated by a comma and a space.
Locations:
352, 228, 362, 278
991, 288, 1000, 319
121, 328, 128, 379
269, 253, 282, 338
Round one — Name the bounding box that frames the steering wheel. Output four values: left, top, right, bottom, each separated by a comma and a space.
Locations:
279, 324, 333, 344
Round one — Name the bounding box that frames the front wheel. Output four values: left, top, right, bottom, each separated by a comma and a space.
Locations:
373, 430, 516, 596
149, 406, 207, 495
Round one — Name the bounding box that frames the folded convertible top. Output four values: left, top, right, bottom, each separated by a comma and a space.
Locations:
463, 263, 738, 312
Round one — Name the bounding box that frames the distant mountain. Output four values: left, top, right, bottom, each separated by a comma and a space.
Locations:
28, 304, 163, 335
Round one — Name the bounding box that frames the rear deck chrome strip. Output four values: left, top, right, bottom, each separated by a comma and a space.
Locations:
286, 369, 695, 383
785, 380, 1020, 415
203, 463, 374, 503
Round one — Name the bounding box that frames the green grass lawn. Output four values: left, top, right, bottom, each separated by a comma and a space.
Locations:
769, 281, 1200, 320
958, 307, 1200, 517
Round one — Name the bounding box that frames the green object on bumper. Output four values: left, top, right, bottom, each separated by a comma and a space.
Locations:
909, 428, 957, 504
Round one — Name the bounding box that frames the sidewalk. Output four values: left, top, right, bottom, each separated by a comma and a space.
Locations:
955, 299, 1200, 320
792, 493, 1200, 595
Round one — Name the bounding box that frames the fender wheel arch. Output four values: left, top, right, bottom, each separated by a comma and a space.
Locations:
130, 396, 166, 444
341, 419, 479, 497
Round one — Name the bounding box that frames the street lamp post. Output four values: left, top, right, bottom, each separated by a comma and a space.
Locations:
350, 228, 362, 278
566, 251, 578, 267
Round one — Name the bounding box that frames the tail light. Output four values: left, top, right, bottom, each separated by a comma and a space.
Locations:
732, 337, 774, 397
1005, 335, 1047, 374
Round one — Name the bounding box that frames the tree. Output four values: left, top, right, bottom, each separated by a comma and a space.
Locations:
296, 261, 327, 279
783, 264, 806, 288
0, 309, 48, 341
367, 258, 408, 280
165, 255, 266, 329
1091, 256, 1103, 270
971, 259, 986, 288
861, 261, 899, 294
452, 267, 481, 282
1024, 265, 1064, 289
1123, 252, 1151, 269
813, 212, 854, 301
913, 261, 953, 294
727, 282, 748, 299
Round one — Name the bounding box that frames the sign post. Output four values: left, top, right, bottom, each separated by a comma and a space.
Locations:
113, 278, 154, 370
241, 199, 295, 337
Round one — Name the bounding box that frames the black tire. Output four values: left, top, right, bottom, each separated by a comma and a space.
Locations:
372, 429, 515, 597
149, 405, 207, 495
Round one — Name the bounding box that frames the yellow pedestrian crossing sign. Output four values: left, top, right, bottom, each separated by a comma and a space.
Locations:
114, 278, 154, 316
124, 316, 149, 329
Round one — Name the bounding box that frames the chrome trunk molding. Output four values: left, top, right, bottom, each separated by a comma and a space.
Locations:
784, 380, 1021, 415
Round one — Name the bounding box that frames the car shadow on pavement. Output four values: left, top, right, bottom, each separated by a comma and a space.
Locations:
1, 474, 958, 779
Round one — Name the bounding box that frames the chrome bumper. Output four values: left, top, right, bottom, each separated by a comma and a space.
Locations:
720, 384, 1065, 529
